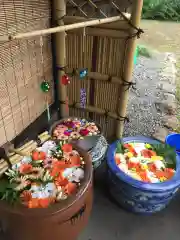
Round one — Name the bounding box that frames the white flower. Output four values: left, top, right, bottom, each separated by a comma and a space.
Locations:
118, 163, 129, 174
12, 162, 21, 171
153, 160, 165, 170
21, 156, 32, 164
62, 167, 77, 178
68, 168, 84, 183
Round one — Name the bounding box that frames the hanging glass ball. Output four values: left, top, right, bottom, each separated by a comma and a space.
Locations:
61, 74, 70, 85
79, 69, 88, 79
40, 81, 50, 92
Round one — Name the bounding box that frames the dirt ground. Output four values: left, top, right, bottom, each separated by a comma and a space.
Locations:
139, 20, 180, 58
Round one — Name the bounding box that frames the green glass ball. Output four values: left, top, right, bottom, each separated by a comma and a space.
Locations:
40, 81, 50, 92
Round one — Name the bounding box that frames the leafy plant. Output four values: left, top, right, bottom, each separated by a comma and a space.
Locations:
151, 144, 176, 169
116, 141, 124, 153
142, 0, 180, 21
0, 178, 20, 204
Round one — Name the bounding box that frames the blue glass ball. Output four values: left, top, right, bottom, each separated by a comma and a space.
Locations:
79, 69, 88, 78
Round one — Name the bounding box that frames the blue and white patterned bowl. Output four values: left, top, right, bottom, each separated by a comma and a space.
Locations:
107, 136, 180, 214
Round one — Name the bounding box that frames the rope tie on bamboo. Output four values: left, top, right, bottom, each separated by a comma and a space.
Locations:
57, 66, 78, 77
122, 78, 136, 91
54, 13, 66, 26
104, 110, 110, 124
116, 115, 129, 123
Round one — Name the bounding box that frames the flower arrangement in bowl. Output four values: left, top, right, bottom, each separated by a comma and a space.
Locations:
50, 118, 101, 141
107, 136, 180, 214
0, 141, 87, 208
114, 141, 176, 183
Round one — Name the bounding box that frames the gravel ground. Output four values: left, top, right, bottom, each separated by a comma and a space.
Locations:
123, 53, 176, 137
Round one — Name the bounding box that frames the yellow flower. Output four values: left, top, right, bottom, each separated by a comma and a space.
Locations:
141, 164, 148, 170
151, 156, 163, 161
145, 144, 152, 149
160, 177, 167, 182
126, 152, 134, 158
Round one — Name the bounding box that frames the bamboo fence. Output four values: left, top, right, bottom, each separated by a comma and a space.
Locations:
0, 0, 143, 147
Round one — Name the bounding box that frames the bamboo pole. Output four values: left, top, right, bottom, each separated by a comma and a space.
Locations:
66, 69, 123, 84
0, 15, 130, 41
68, 102, 119, 120
116, 0, 143, 138
53, 0, 69, 117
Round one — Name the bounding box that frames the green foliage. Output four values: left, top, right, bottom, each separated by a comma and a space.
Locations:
116, 141, 124, 153
151, 144, 176, 169
142, 0, 180, 21
137, 45, 152, 58
0, 178, 20, 205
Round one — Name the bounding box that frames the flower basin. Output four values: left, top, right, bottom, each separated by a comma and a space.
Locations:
0, 145, 93, 240
49, 118, 108, 169
107, 136, 180, 214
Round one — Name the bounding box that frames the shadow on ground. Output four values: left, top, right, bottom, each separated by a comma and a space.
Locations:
79, 163, 180, 240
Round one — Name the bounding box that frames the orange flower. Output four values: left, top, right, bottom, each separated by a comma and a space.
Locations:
141, 149, 156, 158
64, 182, 77, 195
139, 171, 151, 182
148, 163, 157, 172
28, 198, 40, 208
19, 164, 33, 174
61, 144, 73, 153
70, 155, 81, 167
20, 190, 32, 205
154, 170, 165, 179
55, 175, 69, 187
51, 161, 71, 177
114, 155, 121, 165
164, 168, 175, 180
39, 198, 51, 208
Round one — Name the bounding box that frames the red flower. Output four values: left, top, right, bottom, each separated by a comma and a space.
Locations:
19, 164, 33, 174
63, 121, 75, 128
79, 129, 89, 136
141, 149, 156, 158
55, 175, 69, 187
64, 130, 71, 136
70, 155, 81, 167
32, 151, 46, 161
62, 144, 73, 153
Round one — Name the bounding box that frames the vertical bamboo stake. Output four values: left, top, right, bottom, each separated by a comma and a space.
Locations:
116, 0, 143, 138
53, 0, 69, 117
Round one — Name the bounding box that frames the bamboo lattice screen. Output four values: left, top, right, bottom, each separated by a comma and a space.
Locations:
0, 0, 53, 146
65, 17, 131, 138
0, 0, 143, 146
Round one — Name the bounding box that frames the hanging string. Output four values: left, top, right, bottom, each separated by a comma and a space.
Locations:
40, 36, 51, 122
80, 27, 87, 109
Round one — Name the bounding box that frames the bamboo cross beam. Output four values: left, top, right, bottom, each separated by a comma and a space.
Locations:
0, 14, 130, 41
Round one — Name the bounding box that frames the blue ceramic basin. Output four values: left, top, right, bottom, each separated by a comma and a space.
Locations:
165, 133, 180, 156
107, 136, 180, 214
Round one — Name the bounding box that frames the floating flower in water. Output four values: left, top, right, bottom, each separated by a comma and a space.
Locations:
21, 156, 32, 164
3, 142, 85, 208
70, 131, 81, 139
19, 164, 33, 175
62, 144, 73, 153
52, 118, 100, 141
115, 142, 176, 183
32, 151, 46, 161
79, 129, 89, 136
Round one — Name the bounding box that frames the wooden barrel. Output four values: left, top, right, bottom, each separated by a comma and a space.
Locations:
0, 146, 93, 240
